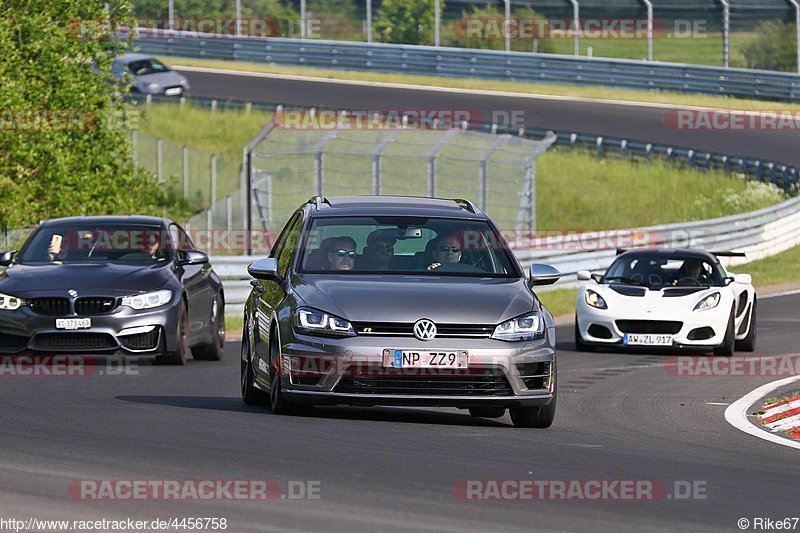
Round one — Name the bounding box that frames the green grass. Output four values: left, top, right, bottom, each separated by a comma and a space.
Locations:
737, 244, 800, 287
225, 314, 244, 338
160, 52, 800, 113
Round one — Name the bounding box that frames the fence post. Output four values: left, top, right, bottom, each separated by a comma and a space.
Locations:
156, 138, 163, 187
182, 145, 189, 199
211, 155, 217, 207
366, 0, 373, 42
719, 0, 730, 67
427, 130, 456, 198
226, 195, 233, 234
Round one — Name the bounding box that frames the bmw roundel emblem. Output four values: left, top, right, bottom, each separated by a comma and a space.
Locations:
68, 289, 78, 298
413, 319, 437, 341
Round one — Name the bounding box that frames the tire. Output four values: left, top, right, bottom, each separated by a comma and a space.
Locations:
156, 301, 188, 365
268, 329, 313, 416
713, 308, 736, 356
192, 294, 225, 361
574, 317, 595, 352
469, 407, 506, 418
241, 324, 269, 406
509, 360, 557, 428
735, 299, 757, 352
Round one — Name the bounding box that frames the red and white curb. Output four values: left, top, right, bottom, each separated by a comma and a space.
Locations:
725, 375, 800, 450
757, 396, 800, 436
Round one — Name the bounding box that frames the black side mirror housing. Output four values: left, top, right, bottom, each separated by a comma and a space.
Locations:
0, 250, 17, 267
176, 250, 208, 266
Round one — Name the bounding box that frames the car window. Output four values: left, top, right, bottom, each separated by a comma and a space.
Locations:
18, 224, 168, 263
604, 254, 724, 287
299, 216, 518, 277
126, 58, 170, 75
272, 213, 304, 277
169, 223, 195, 252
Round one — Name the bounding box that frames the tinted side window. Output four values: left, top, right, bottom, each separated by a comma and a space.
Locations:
272, 213, 303, 277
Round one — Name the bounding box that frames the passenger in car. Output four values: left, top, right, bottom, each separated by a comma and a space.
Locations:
426, 234, 463, 270
358, 229, 396, 271
327, 236, 357, 271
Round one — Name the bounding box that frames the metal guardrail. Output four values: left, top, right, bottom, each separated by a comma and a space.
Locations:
214, 195, 800, 313
134, 29, 800, 102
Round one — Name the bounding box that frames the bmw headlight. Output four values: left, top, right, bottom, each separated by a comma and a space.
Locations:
122, 290, 173, 310
0, 292, 24, 311
585, 289, 607, 310
146, 82, 161, 90
694, 292, 720, 312
295, 307, 356, 337
492, 312, 545, 341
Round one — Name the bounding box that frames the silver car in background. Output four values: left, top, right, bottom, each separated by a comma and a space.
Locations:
241, 196, 561, 428
113, 54, 190, 97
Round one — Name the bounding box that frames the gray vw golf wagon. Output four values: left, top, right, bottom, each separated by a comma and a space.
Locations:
241, 196, 560, 428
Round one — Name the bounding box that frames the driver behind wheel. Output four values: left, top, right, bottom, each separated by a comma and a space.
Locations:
673, 258, 708, 285
427, 234, 463, 270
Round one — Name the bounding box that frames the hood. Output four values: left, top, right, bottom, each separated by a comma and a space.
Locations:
134, 71, 186, 87
292, 274, 535, 324
0, 262, 175, 298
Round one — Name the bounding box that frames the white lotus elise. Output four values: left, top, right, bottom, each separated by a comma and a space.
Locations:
574, 249, 756, 355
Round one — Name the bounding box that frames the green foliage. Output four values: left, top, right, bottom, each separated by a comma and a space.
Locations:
742, 20, 797, 72
0, 0, 182, 228
374, 0, 438, 45
445, 4, 554, 54
307, 0, 362, 40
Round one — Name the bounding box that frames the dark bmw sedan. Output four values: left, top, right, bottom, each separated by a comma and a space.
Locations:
0, 216, 224, 364
242, 196, 561, 428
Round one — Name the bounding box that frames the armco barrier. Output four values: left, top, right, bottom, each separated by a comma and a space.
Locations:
216, 196, 800, 314
133, 29, 800, 103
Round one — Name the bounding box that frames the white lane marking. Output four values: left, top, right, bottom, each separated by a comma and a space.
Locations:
172, 65, 767, 113
706, 402, 730, 406
560, 364, 659, 375
760, 288, 800, 299
724, 375, 800, 450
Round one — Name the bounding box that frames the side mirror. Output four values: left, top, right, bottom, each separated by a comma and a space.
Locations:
0, 250, 16, 267
732, 273, 752, 285
176, 250, 208, 266
248, 257, 282, 283
528, 263, 561, 287
577, 270, 591, 281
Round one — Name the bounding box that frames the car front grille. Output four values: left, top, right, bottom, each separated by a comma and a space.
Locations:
333, 366, 513, 396
29, 298, 70, 316
75, 297, 118, 315
350, 322, 495, 338
31, 333, 117, 351
616, 320, 683, 334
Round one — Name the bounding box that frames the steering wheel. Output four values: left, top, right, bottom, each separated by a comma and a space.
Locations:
428, 262, 485, 274
675, 276, 702, 286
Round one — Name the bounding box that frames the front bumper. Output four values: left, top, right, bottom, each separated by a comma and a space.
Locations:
576, 303, 729, 348
0, 302, 180, 356
272, 331, 556, 408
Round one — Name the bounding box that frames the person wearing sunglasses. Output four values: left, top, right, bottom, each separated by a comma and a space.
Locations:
358, 229, 397, 271
427, 234, 463, 271
326, 236, 357, 271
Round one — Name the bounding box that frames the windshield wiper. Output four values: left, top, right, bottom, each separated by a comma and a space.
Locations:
603, 276, 649, 287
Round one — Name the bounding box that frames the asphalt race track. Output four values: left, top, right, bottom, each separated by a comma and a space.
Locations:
177, 68, 800, 165
1, 292, 798, 532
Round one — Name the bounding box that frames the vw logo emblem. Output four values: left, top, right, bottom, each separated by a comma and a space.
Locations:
413, 319, 437, 341
68, 289, 78, 298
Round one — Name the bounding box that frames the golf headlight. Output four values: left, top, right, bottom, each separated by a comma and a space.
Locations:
694, 292, 720, 311
0, 292, 24, 311
585, 289, 607, 310
295, 307, 356, 337
122, 290, 172, 310
146, 82, 161, 90
492, 312, 545, 341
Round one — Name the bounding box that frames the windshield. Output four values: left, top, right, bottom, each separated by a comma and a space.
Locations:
299, 216, 519, 277
604, 253, 726, 288
126, 58, 170, 75
18, 224, 172, 264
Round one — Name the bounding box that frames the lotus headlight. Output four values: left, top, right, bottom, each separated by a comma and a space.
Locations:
295, 307, 356, 337
122, 289, 172, 310
585, 289, 607, 310
694, 292, 720, 312
0, 292, 24, 311
492, 312, 545, 341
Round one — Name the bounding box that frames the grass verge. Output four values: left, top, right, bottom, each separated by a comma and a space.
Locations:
161, 55, 800, 113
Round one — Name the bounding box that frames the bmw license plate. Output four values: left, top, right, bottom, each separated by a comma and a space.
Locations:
56, 318, 91, 330
623, 334, 672, 346
384, 350, 468, 369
